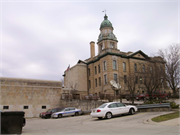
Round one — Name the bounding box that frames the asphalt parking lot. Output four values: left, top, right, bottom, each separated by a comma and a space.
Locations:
22, 111, 179, 135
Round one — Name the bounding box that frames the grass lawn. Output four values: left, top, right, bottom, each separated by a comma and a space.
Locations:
151, 111, 179, 122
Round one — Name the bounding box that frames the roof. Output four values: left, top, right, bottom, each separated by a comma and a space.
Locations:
100, 14, 113, 30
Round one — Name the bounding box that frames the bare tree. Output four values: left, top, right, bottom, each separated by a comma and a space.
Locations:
121, 73, 137, 104
139, 63, 166, 100
158, 44, 180, 97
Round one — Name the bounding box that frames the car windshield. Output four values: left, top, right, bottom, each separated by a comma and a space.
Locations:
98, 103, 107, 108
46, 109, 51, 113
58, 108, 65, 112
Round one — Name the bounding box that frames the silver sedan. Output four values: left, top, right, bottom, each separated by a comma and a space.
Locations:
51, 107, 82, 118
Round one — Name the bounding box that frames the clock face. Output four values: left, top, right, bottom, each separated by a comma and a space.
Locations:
104, 22, 107, 25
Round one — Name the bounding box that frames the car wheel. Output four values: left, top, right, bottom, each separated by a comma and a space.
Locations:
129, 108, 135, 115
58, 114, 62, 118
106, 112, 112, 119
75, 112, 79, 116
98, 117, 102, 120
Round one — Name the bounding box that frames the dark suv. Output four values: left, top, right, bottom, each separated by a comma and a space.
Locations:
39, 107, 64, 119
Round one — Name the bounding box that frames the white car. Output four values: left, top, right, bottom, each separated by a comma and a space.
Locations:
90, 102, 138, 119
51, 107, 82, 118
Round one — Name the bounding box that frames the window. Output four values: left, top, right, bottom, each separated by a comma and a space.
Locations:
135, 76, 138, 84
113, 60, 117, 70
99, 77, 101, 86
123, 62, 126, 71
144, 77, 146, 84
103, 61, 107, 71
95, 66, 97, 74
104, 74, 107, 84
3, 106, 9, 109
24, 106, 28, 109
108, 103, 117, 108
100, 44, 103, 51
88, 68, 90, 76
114, 74, 117, 82
124, 75, 127, 84
150, 67, 153, 73
89, 80, 91, 88
116, 103, 125, 107
98, 65, 100, 73
65, 108, 70, 111
95, 79, 97, 87
110, 42, 114, 48
115, 90, 119, 95
140, 77, 142, 84
142, 65, 145, 72
134, 63, 137, 72
42, 106, 46, 109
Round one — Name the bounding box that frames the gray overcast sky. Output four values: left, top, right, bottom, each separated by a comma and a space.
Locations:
1, 0, 179, 81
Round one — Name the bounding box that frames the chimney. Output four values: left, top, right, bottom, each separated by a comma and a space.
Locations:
90, 41, 95, 58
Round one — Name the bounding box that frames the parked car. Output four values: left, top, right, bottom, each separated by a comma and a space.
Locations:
136, 94, 149, 101
51, 107, 82, 118
126, 94, 137, 101
39, 107, 64, 119
90, 102, 138, 119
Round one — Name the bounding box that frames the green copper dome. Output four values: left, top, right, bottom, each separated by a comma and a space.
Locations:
100, 14, 113, 30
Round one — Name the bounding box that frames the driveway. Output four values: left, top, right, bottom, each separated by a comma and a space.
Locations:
22, 112, 179, 135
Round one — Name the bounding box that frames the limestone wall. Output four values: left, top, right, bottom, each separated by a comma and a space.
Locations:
0, 77, 62, 117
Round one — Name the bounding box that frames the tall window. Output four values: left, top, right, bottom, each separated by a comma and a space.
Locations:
100, 44, 103, 51
134, 63, 137, 72
103, 61, 107, 71
95, 66, 97, 74
104, 74, 107, 84
135, 76, 138, 84
150, 67, 153, 73
142, 65, 145, 72
144, 77, 146, 84
140, 77, 142, 84
113, 60, 117, 70
99, 77, 101, 86
98, 64, 100, 73
114, 74, 118, 82
123, 62, 126, 71
89, 80, 91, 88
124, 75, 127, 84
95, 79, 97, 87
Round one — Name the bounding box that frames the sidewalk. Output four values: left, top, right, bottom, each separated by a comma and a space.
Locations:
143, 112, 180, 126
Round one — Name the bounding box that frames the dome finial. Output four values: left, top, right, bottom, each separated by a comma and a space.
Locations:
102, 9, 108, 20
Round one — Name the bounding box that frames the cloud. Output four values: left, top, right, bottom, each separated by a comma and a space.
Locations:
1, 1, 179, 80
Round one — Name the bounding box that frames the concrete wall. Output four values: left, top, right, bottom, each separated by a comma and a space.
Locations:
0, 77, 62, 117
60, 99, 104, 111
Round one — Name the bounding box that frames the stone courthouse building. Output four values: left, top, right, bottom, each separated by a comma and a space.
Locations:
0, 77, 62, 117
63, 14, 166, 98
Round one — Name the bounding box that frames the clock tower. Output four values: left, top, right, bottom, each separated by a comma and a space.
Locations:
97, 14, 119, 55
